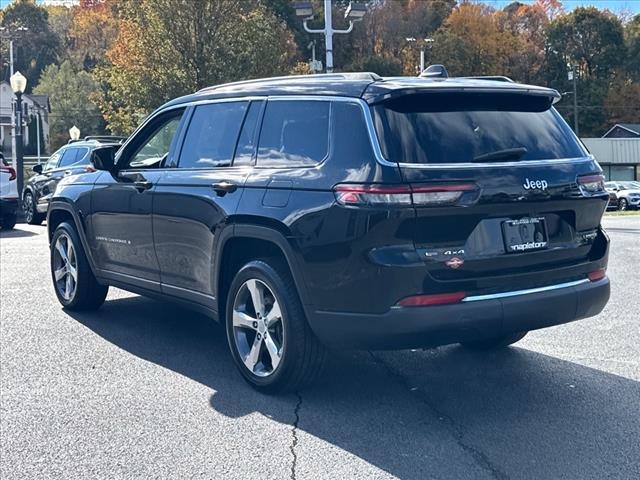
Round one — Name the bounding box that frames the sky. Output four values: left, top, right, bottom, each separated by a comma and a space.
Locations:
1, 0, 639, 14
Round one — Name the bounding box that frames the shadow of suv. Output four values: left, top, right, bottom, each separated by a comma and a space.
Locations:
22, 136, 125, 225
46, 72, 610, 393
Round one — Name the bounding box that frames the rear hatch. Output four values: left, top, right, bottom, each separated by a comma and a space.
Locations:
368, 87, 609, 294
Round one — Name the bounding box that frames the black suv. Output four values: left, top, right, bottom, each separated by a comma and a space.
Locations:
23, 136, 125, 225
47, 72, 610, 392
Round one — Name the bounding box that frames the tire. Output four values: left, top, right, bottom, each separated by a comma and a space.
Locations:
24, 192, 45, 225
461, 331, 528, 350
618, 198, 628, 211
50, 221, 108, 311
225, 259, 326, 393
0, 214, 16, 230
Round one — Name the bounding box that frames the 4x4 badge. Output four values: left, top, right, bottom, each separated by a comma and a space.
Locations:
445, 257, 464, 269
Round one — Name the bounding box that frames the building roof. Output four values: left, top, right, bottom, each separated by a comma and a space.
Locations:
161, 73, 561, 111
603, 123, 640, 137
0, 81, 51, 113
26, 94, 51, 113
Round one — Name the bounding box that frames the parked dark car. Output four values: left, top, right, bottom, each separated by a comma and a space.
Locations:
22, 137, 125, 225
604, 181, 640, 211
46, 72, 610, 393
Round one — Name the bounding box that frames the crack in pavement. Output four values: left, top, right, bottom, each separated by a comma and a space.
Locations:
289, 392, 302, 480
368, 352, 510, 480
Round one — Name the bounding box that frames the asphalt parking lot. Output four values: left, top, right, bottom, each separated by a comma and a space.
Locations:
1, 216, 639, 480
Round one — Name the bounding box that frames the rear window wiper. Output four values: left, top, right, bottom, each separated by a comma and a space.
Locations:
473, 147, 528, 163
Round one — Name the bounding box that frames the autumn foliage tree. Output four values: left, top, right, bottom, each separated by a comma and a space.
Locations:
94, 0, 296, 134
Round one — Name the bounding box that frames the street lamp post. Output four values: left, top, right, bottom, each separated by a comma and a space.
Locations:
406, 37, 434, 74
295, 1, 366, 73
10, 71, 27, 202
69, 126, 81, 142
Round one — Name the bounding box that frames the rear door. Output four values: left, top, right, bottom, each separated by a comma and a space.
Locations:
153, 99, 260, 306
369, 91, 609, 293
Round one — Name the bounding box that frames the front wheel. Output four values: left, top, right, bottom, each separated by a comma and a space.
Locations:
24, 192, 45, 225
51, 222, 109, 311
618, 198, 628, 211
460, 331, 528, 350
226, 259, 326, 393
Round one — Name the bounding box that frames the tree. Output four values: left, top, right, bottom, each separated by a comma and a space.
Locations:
0, 0, 59, 93
624, 14, 640, 79
68, 0, 119, 70
95, 0, 297, 134
428, 3, 517, 77
546, 8, 626, 134
33, 60, 105, 150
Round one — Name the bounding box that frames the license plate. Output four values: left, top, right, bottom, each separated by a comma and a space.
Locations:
502, 217, 549, 253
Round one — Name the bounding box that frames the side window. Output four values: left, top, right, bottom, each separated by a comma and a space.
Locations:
179, 101, 248, 169
233, 101, 264, 166
127, 111, 184, 169
44, 152, 61, 171
58, 148, 79, 168
74, 147, 90, 165
257, 100, 330, 167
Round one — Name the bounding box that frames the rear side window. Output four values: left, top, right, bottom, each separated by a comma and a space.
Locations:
257, 100, 330, 167
371, 92, 585, 164
179, 102, 248, 168
58, 148, 79, 168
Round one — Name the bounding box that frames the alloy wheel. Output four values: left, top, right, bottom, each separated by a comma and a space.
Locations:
619, 199, 628, 211
52, 233, 78, 301
24, 194, 34, 223
231, 279, 284, 377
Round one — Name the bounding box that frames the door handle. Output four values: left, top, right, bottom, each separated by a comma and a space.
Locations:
212, 181, 238, 196
64, 170, 73, 175
134, 180, 153, 191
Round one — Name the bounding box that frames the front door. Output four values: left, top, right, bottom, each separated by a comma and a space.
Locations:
153, 100, 263, 307
88, 109, 186, 289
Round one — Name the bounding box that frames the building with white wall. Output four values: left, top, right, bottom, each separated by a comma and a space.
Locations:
0, 81, 51, 159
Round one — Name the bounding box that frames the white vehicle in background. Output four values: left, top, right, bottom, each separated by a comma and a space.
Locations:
0, 155, 19, 230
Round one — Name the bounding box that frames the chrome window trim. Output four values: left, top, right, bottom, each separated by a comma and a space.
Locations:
126, 92, 599, 172
461, 278, 590, 302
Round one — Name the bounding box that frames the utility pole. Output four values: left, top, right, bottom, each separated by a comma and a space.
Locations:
568, 65, 578, 136
295, 1, 366, 74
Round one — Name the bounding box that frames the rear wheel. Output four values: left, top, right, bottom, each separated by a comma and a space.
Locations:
51, 222, 108, 311
226, 259, 326, 393
0, 213, 16, 230
461, 331, 528, 350
24, 192, 45, 225
618, 198, 628, 211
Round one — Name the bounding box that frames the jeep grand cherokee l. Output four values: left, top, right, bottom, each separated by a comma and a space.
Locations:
46, 72, 610, 393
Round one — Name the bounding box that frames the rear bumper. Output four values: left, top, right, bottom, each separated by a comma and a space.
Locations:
0, 198, 18, 216
308, 277, 610, 349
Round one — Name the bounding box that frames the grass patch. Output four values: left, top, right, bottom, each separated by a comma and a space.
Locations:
604, 210, 640, 216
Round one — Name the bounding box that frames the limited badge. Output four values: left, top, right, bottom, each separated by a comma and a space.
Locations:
445, 257, 464, 269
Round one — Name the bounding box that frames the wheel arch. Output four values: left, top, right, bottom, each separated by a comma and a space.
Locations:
47, 201, 98, 274
215, 224, 312, 323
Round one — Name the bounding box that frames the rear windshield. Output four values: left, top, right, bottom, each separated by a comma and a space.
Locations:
371, 92, 585, 164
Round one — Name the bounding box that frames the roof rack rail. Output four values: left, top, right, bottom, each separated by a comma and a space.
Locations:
460, 76, 515, 83
198, 72, 382, 93
84, 135, 127, 143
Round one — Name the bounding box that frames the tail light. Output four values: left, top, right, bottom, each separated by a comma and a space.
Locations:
587, 269, 606, 282
396, 292, 466, 307
0, 166, 17, 181
577, 174, 605, 195
334, 183, 477, 207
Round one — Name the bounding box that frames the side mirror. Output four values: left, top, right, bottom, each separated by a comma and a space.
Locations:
32, 164, 43, 174
91, 146, 118, 173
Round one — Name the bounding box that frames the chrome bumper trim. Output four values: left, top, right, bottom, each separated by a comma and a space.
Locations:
462, 278, 590, 302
